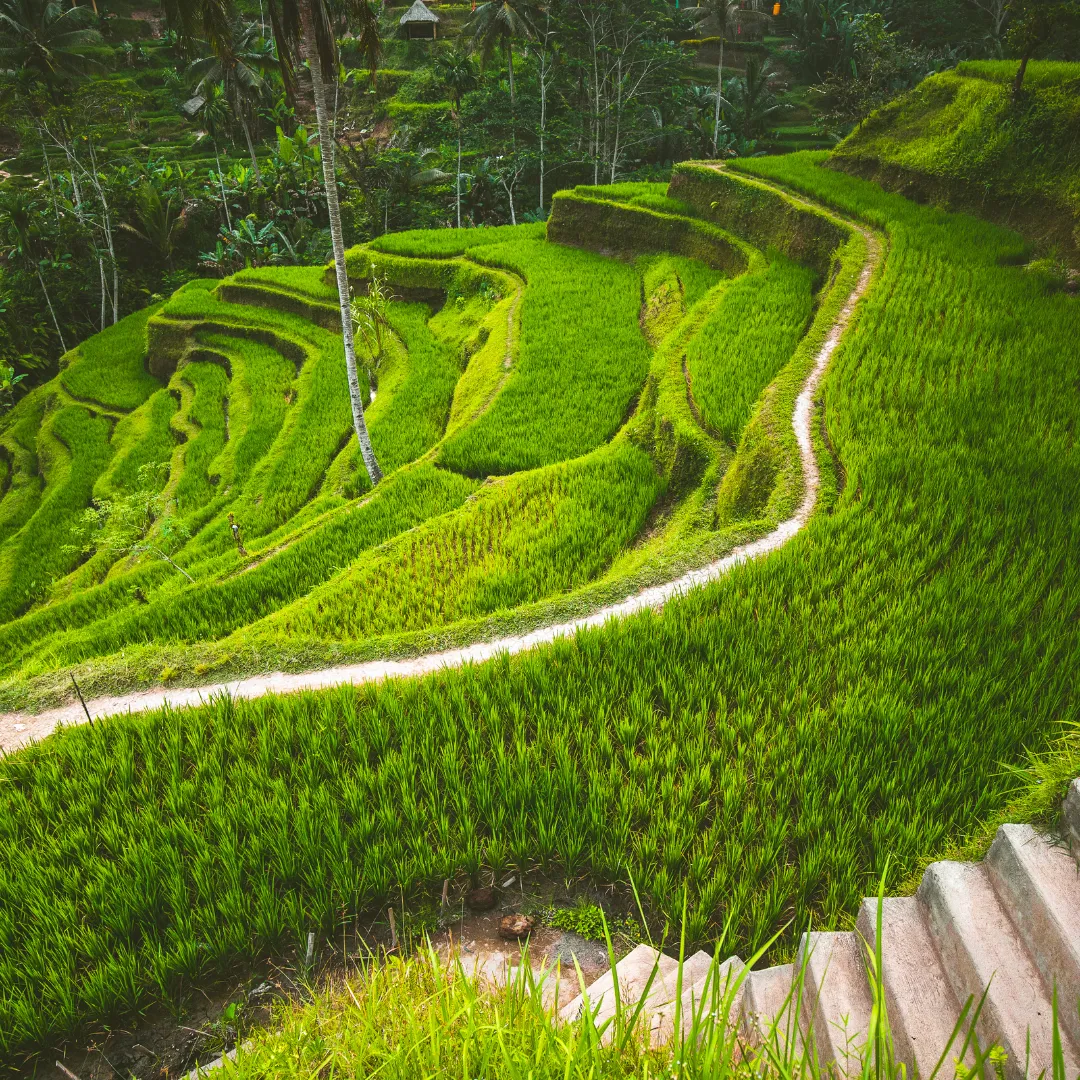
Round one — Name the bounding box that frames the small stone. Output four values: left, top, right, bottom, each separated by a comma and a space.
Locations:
498, 914, 536, 939
466, 886, 498, 911
501, 875, 517, 889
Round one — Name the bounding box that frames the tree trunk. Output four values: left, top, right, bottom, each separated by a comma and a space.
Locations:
713, 35, 724, 155
298, 2, 383, 488
214, 141, 233, 231
240, 111, 262, 182
507, 43, 515, 103
99, 257, 107, 332
1012, 51, 1031, 97
37, 269, 67, 355
456, 130, 462, 228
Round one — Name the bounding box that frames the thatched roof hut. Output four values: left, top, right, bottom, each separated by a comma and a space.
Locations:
399, 0, 440, 39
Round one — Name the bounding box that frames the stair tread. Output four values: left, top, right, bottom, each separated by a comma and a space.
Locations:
649, 952, 744, 1045
919, 859, 1080, 1078
856, 896, 965, 1075
799, 930, 872, 1074
559, 943, 676, 1026
986, 823, 1080, 1050
741, 962, 803, 1051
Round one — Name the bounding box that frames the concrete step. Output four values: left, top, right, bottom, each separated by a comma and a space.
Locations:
797, 930, 872, 1075
918, 859, 1080, 1079
740, 962, 804, 1055
1065, 779, 1080, 853
559, 943, 677, 1029
856, 896, 966, 1076
648, 952, 745, 1045
985, 822, 1080, 1051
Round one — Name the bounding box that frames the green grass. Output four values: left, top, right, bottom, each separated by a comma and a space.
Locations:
685, 254, 814, 444
437, 239, 651, 476
833, 63, 1080, 262
58, 304, 163, 412
955, 59, 1080, 87
0, 155, 1076, 1064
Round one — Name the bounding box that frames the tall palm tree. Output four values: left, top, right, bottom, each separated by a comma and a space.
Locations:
434, 48, 478, 228
161, 0, 384, 488
468, 0, 536, 105
687, 0, 739, 155
0, 0, 103, 103
188, 17, 277, 181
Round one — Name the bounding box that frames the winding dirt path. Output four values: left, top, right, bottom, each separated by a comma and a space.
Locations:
0, 211, 880, 755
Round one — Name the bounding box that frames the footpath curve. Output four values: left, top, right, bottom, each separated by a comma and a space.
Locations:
0, 208, 881, 755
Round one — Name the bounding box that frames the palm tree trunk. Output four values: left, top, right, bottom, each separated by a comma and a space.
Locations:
298, 1, 382, 488
240, 111, 263, 182
507, 42, 515, 104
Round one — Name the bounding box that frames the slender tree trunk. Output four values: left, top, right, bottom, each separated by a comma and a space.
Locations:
99, 257, 107, 332
713, 34, 724, 155
1012, 51, 1031, 97
456, 129, 462, 228
214, 141, 233, 231
240, 111, 262, 181
87, 139, 119, 324
37, 269, 67, 354
507, 43, 515, 103
299, 2, 382, 487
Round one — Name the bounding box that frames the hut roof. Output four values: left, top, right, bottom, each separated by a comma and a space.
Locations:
400, 0, 440, 24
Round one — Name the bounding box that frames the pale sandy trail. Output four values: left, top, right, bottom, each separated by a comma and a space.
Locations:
0, 220, 879, 755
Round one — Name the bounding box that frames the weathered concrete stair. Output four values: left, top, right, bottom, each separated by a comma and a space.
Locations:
561, 779, 1080, 1076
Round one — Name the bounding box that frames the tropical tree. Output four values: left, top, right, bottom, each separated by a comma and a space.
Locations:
434, 48, 479, 227
469, 0, 537, 104
119, 182, 186, 269
187, 17, 278, 180
719, 56, 786, 139
0, 0, 103, 102
688, 0, 740, 155
199, 82, 235, 231
1006, 0, 1080, 94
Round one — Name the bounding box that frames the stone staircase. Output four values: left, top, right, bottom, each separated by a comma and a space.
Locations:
560, 779, 1080, 1077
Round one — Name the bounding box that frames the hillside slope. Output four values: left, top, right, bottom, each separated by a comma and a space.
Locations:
831, 61, 1080, 267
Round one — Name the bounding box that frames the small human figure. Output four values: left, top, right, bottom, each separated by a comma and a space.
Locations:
228, 512, 248, 557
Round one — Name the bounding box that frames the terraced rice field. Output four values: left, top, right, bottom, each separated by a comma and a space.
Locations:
1, 155, 1076, 1068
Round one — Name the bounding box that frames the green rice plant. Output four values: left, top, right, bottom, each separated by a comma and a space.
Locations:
58, 304, 163, 412
0, 405, 113, 622
0, 464, 478, 673
168, 360, 230, 519
259, 440, 662, 641
437, 239, 651, 476
369, 222, 545, 258
685, 254, 814, 445
0, 385, 49, 549
94, 389, 178, 501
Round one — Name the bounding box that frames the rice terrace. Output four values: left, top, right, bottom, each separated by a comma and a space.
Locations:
0, 0, 1079, 1076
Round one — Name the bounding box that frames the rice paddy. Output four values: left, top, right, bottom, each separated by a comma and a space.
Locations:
0, 152, 1075, 1069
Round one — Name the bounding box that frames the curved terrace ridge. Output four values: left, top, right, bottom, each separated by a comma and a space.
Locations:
0, 190, 881, 753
